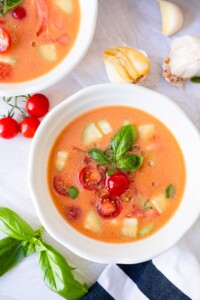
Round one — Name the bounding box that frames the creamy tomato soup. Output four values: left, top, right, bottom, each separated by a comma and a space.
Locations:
48, 106, 185, 243
0, 0, 80, 82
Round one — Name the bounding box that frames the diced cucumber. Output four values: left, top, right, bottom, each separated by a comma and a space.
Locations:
121, 218, 138, 238
55, 151, 68, 172
84, 211, 102, 233
0, 55, 16, 64
152, 194, 166, 213
54, 0, 73, 13
83, 122, 103, 146
97, 119, 112, 135
139, 223, 154, 236
39, 44, 57, 62
138, 124, 155, 140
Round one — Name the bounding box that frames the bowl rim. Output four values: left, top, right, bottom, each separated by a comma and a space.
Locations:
28, 83, 200, 264
0, 0, 98, 96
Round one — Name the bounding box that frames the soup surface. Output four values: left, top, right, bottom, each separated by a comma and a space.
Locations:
0, 0, 80, 82
48, 106, 185, 243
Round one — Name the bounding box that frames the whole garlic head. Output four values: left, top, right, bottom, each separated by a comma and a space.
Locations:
163, 36, 200, 85
103, 46, 150, 84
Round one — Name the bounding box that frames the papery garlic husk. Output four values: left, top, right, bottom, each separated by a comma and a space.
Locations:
163, 36, 200, 86
103, 46, 150, 84
158, 0, 184, 36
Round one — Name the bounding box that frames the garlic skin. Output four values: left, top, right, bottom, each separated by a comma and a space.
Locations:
103, 46, 150, 84
163, 36, 200, 86
158, 0, 184, 37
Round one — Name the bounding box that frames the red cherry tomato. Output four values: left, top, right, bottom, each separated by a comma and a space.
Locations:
12, 7, 27, 19
66, 206, 81, 220
53, 176, 68, 196
0, 27, 11, 53
19, 117, 40, 138
133, 208, 159, 219
0, 62, 12, 79
106, 172, 129, 196
79, 167, 104, 190
97, 194, 122, 219
26, 94, 49, 118
0, 117, 19, 139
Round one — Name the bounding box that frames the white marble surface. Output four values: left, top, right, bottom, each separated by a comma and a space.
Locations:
0, 0, 200, 299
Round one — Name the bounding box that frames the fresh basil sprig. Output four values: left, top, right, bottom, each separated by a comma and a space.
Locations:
0, 0, 22, 16
88, 124, 143, 173
0, 207, 88, 299
191, 77, 200, 83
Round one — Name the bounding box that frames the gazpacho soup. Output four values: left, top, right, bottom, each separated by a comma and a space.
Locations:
48, 106, 185, 243
0, 0, 80, 82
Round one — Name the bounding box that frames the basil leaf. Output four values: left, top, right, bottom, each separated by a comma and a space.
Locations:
165, 184, 175, 198
69, 187, 79, 200
0, 0, 22, 16
107, 168, 115, 176
191, 77, 200, 83
36, 241, 88, 300
0, 207, 34, 240
116, 154, 143, 172
88, 148, 110, 165
0, 236, 24, 276
110, 125, 134, 160
22, 240, 35, 257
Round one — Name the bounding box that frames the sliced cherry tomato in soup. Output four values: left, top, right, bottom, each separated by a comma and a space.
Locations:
0, 28, 11, 53
66, 206, 81, 220
0, 62, 12, 80
97, 195, 122, 219
106, 172, 129, 196
53, 176, 69, 196
133, 208, 159, 220
79, 167, 104, 190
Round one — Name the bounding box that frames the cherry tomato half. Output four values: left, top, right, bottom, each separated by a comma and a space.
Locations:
97, 194, 122, 219
0, 62, 12, 80
66, 206, 81, 220
53, 176, 69, 196
79, 167, 104, 190
106, 172, 129, 196
12, 7, 27, 19
0, 117, 19, 139
0, 27, 11, 53
19, 117, 40, 138
26, 94, 50, 118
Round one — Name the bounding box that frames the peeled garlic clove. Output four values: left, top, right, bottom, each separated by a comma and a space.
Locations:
163, 36, 200, 85
103, 46, 150, 84
158, 0, 183, 36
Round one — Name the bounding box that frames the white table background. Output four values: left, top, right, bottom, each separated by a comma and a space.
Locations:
0, 0, 200, 299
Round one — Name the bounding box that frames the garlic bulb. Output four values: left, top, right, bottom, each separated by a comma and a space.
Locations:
163, 36, 200, 85
103, 46, 150, 84
158, 0, 184, 36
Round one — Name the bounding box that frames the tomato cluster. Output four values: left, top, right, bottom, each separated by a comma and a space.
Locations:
0, 94, 49, 139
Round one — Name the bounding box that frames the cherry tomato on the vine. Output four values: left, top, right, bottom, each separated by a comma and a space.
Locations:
12, 7, 27, 19
106, 172, 129, 196
19, 117, 40, 138
26, 94, 49, 118
0, 117, 19, 139
97, 194, 122, 219
0, 27, 11, 53
79, 167, 104, 190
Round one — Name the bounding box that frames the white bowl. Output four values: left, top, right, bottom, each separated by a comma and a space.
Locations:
0, 0, 98, 97
29, 83, 200, 264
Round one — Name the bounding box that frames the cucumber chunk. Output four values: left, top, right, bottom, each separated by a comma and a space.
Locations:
84, 211, 102, 233
0, 55, 16, 64
54, 0, 73, 13
152, 194, 166, 213
83, 122, 103, 146
55, 151, 68, 172
138, 124, 155, 140
139, 223, 154, 236
97, 119, 112, 134
39, 44, 57, 62
121, 218, 138, 238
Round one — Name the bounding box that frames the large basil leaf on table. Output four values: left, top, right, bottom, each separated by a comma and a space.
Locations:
0, 207, 34, 240
36, 241, 88, 300
0, 236, 24, 276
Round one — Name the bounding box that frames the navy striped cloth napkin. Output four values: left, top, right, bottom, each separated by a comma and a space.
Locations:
81, 247, 200, 300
